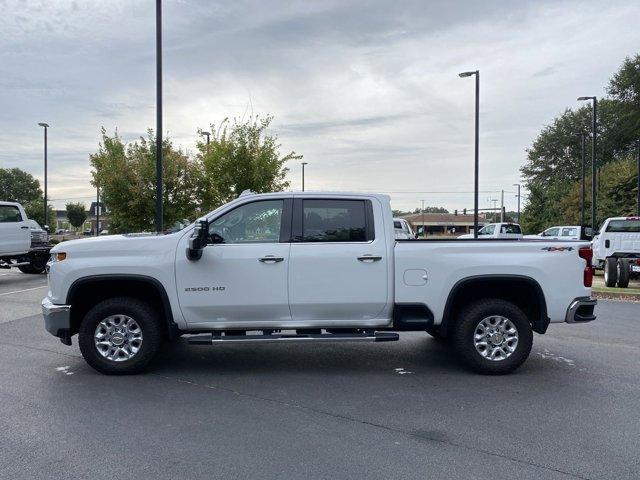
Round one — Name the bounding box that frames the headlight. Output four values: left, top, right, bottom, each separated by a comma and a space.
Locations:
50, 252, 67, 262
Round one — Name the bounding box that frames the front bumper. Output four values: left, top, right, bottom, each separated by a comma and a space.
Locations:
565, 297, 597, 324
42, 297, 72, 345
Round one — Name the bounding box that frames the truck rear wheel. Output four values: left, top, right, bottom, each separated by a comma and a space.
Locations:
78, 297, 162, 375
604, 257, 618, 287
617, 259, 630, 288
451, 299, 533, 375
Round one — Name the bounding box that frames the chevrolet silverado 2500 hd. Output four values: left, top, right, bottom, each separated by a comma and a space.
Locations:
42, 192, 596, 375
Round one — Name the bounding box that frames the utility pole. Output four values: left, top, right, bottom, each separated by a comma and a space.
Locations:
301, 162, 308, 191
155, 0, 163, 233
513, 183, 521, 223
500, 189, 504, 222
96, 187, 100, 236
578, 96, 597, 233
637, 140, 640, 216
421, 199, 425, 238
38, 123, 49, 227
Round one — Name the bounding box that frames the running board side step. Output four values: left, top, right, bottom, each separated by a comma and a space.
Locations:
187, 331, 399, 345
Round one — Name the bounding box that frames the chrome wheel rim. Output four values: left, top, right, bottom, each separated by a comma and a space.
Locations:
94, 315, 143, 362
473, 315, 519, 361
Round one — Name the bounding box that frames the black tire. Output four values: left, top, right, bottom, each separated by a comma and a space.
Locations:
78, 297, 163, 375
617, 259, 630, 288
451, 299, 533, 375
18, 256, 46, 274
425, 325, 447, 342
604, 257, 618, 287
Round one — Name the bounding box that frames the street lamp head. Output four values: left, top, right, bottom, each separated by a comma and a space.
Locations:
458, 71, 477, 78
201, 131, 211, 136
302, 162, 308, 166
38, 122, 49, 128
577, 96, 595, 101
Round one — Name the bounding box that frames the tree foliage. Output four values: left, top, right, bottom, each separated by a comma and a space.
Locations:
0, 167, 54, 226
195, 116, 300, 209
89, 115, 297, 233
521, 55, 640, 232
90, 128, 199, 233
66, 202, 87, 229
0, 168, 42, 203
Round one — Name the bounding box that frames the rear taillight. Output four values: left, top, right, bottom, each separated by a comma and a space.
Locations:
579, 247, 593, 287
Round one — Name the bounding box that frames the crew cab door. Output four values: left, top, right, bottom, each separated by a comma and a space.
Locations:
0, 204, 30, 255
175, 198, 292, 328
288, 197, 390, 325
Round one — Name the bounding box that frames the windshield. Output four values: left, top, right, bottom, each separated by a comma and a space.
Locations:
606, 219, 640, 233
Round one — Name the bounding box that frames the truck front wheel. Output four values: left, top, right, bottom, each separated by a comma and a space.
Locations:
78, 297, 162, 375
451, 299, 533, 375
604, 257, 618, 287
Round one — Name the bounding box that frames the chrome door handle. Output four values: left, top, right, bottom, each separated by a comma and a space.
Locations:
259, 255, 284, 263
357, 255, 382, 262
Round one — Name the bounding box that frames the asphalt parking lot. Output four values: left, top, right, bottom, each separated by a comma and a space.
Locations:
0, 270, 639, 480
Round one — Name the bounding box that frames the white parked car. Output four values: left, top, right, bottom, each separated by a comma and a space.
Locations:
524, 226, 582, 240
393, 217, 414, 239
0, 201, 50, 273
27, 219, 49, 247
592, 217, 640, 288
42, 191, 595, 376
458, 223, 522, 239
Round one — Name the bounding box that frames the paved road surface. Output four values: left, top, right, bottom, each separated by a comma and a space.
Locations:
0, 271, 638, 479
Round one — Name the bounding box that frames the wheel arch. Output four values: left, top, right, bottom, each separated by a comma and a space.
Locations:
441, 275, 549, 336
66, 274, 178, 339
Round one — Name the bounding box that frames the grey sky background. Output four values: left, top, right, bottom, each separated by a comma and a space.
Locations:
1, 0, 639, 213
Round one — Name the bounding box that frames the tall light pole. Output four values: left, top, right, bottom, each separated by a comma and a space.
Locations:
513, 183, 521, 223
575, 132, 587, 228
301, 162, 308, 191
96, 186, 100, 236
155, 0, 163, 233
577, 96, 597, 233
459, 70, 480, 238
37, 122, 49, 227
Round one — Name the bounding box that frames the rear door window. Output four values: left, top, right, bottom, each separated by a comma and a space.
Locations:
562, 227, 578, 237
501, 224, 521, 234
301, 199, 372, 242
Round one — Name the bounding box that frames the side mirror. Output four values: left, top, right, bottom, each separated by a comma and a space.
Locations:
186, 219, 209, 261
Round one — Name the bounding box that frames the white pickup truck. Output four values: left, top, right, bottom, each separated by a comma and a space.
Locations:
42, 192, 596, 376
592, 217, 640, 287
0, 201, 50, 274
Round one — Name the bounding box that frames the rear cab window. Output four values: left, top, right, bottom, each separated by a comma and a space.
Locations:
605, 219, 640, 233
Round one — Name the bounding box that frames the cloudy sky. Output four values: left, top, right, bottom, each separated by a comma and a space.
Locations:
1, 0, 639, 213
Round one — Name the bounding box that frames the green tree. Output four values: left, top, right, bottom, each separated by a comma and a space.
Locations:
0, 168, 54, 226
66, 202, 87, 230
0, 168, 42, 203
90, 128, 199, 233
196, 116, 300, 209
521, 54, 640, 230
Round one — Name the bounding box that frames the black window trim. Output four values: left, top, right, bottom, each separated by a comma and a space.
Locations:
291, 198, 375, 244
206, 197, 293, 244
